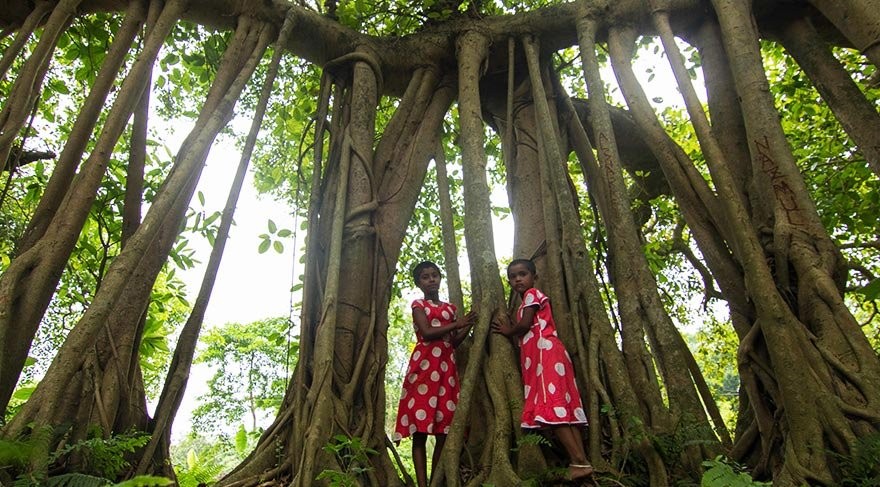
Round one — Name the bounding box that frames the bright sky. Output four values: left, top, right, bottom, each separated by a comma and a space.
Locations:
178, 154, 297, 326
164, 136, 296, 440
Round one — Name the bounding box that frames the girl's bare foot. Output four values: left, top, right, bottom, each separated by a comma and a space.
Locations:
568, 463, 594, 480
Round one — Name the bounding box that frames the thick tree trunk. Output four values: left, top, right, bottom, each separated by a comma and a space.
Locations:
371, 71, 459, 486
135, 15, 291, 477
17, 0, 149, 255
445, 29, 521, 487
579, 23, 718, 477
806, 0, 880, 68
559, 91, 668, 476
221, 57, 458, 487
686, 17, 762, 458
295, 46, 380, 486
575, 18, 668, 441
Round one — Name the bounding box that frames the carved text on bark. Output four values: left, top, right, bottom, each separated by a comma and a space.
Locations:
755, 135, 805, 226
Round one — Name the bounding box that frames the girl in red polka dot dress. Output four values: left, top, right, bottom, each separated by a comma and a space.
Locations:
492, 258, 594, 482
394, 261, 476, 487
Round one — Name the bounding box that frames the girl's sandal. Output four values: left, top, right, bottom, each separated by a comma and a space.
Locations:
568, 464, 595, 483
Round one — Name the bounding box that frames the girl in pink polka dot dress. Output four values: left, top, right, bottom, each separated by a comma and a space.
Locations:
394, 261, 476, 487
492, 258, 594, 482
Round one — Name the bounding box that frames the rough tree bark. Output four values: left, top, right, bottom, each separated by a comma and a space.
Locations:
16, 0, 150, 255
0, 1, 52, 82
440, 29, 522, 487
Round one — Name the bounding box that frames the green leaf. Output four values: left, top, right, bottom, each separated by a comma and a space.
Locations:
268, 219, 277, 233
273, 241, 284, 253
186, 448, 198, 469
258, 239, 271, 254
859, 278, 880, 300
235, 424, 248, 454
12, 385, 36, 401
191, 317, 295, 439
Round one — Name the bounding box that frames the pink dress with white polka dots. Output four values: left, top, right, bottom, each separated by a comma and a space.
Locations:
517, 288, 587, 428
393, 299, 460, 440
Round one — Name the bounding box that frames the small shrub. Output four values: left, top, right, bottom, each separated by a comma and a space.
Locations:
112, 475, 174, 487
701, 457, 770, 487
51, 429, 151, 479
174, 448, 226, 487
513, 432, 552, 451
317, 435, 377, 487
837, 433, 880, 486
27, 473, 109, 487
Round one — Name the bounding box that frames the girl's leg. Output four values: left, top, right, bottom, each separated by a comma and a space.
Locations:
429, 434, 447, 483
554, 425, 593, 479
412, 433, 428, 487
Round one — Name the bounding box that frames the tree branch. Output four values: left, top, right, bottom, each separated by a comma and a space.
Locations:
2, 147, 55, 171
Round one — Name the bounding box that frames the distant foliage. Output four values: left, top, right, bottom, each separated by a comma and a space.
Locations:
690, 315, 740, 430
192, 316, 295, 435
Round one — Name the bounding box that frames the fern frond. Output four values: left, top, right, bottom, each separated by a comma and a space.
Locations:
0, 438, 33, 466
175, 459, 225, 487
112, 475, 174, 487
45, 473, 110, 487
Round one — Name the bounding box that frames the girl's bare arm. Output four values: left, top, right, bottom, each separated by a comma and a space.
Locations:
415, 307, 471, 341
450, 310, 477, 346
491, 306, 535, 337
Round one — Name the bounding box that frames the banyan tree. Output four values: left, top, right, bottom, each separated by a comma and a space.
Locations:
1, 0, 879, 485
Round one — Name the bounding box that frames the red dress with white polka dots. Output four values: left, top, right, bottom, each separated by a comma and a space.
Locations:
517, 288, 588, 428
393, 299, 460, 440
